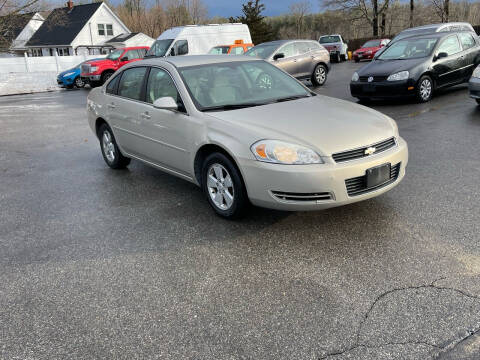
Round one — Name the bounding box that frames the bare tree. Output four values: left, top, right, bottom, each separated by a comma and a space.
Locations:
187, 0, 207, 24
289, 1, 311, 38
431, 0, 449, 22
409, 0, 414, 27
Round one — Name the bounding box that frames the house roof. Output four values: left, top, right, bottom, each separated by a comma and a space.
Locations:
1, 13, 36, 43
105, 32, 139, 43
26, 2, 102, 46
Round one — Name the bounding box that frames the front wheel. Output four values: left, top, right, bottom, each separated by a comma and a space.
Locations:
101, 71, 114, 85
98, 124, 130, 169
311, 64, 327, 86
417, 75, 433, 102
202, 152, 249, 219
74, 77, 85, 88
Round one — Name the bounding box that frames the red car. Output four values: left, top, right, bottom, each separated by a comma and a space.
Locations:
353, 39, 390, 62
81, 46, 149, 87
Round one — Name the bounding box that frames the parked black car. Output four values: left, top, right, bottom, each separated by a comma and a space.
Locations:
351, 31, 480, 102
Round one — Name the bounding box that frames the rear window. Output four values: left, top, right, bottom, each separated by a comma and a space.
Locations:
319, 36, 341, 44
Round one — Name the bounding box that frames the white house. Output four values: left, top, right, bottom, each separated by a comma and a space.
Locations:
0, 12, 45, 56
26, 1, 131, 57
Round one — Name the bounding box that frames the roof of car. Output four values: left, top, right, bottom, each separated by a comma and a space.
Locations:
401, 30, 473, 41
141, 55, 263, 68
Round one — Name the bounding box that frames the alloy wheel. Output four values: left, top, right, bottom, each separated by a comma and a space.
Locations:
420, 79, 432, 101
75, 77, 84, 87
315, 66, 326, 85
102, 130, 116, 163
206, 163, 234, 210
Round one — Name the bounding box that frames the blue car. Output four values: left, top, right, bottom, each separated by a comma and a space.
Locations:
57, 58, 103, 89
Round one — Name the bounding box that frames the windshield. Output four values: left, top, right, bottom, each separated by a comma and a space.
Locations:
106, 49, 123, 61
320, 36, 340, 44
362, 40, 381, 48
209, 46, 230, 55
145, 39, 174, 57
178, 60, 312, 111
244, 44, 279, 59
377, 37, 438, 60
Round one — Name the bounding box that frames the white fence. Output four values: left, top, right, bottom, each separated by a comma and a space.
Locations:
0, 54, 104, 74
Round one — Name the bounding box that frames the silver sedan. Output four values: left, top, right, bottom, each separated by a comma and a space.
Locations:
87, 56, 408, 218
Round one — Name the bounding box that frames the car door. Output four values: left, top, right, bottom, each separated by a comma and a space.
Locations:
458, 32, 478, 79
106, 66, 149, 157
271, 42, 301, 76
293, 42, 313, 78
432, 35, 464, 86
140, 67, 191, 175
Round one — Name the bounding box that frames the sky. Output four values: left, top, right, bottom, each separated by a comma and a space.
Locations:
203, 0, 320, 18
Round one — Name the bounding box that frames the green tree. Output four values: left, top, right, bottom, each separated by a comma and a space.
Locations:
230, 0, 275, 44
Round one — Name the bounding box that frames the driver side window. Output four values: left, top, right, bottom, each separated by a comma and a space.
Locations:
437, 35, 462, 57
276, 43, 296, 58
146, 67, 185, 112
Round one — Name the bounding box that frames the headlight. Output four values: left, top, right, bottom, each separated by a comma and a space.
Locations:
250, 140, 323, 165
90, 66, 98, 72
472, 66, 480, 78
63, 72, 75, 77
352, 72, 359, 82
387, 71, 409, 81
366, 50, 372, 54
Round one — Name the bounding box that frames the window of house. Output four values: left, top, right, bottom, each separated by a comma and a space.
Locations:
31, 49, 43, 57
98, 24, 105, 36
106, 24, 113, 36
56, 48, 69, 56
118, 67, 147, 101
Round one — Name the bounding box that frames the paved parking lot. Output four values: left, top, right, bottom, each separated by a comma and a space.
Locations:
1, 61, 479, 359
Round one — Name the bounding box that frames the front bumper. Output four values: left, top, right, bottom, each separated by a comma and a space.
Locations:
354, 53, 374, 61
468, 77, 480, 98
81, 74, 101, 82
57, 76, 74, 87
239, 137, 408, 211
350, 79, 416, 98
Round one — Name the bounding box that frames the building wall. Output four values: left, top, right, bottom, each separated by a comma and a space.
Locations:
71, 3, 130, 51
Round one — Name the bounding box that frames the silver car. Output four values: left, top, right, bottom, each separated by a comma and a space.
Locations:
87, 56, 408, 218
245, 40, 330, 86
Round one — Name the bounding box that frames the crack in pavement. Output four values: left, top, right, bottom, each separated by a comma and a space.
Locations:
319, 278, 480, 359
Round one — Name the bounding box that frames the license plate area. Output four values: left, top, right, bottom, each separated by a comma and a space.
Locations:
366, 163, 391, 188
363, 84, 375, 92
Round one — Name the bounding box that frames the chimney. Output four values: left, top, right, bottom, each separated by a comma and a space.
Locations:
66, 0, 73, 10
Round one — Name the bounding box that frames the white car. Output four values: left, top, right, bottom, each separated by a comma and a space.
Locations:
319, 34, 349, 62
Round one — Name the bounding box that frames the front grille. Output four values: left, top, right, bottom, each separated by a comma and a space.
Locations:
332, 137, 396, 163
345, 162, 401, 196
271, 191, 333, 202
359, 75, 388, 82
81, 64, 90, 74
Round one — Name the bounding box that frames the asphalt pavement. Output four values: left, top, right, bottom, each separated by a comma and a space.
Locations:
1, 61, 479, 359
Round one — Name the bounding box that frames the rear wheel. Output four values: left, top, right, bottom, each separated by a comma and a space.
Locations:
341, 53, 347, 61
311, 64, 327, 86
202, 152, 248, 219
98, 123, 130, 169
416, 75, 433, 102
335, 53, 341, 63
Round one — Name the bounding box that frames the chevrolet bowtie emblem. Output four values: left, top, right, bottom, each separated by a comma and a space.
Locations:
365, 146, 376, 155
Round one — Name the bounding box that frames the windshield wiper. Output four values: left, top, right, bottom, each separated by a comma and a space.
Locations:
202, 103, 262, 112
274, 95, 310, 103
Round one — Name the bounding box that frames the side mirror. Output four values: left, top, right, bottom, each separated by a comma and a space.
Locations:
170, 48, 175, 56
273, 53, 285, 61
435, 52, 448, 61
120, 56, 128, 62
153, 97, 178, 111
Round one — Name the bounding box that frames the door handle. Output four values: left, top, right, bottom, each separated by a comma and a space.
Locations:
107, 103, 116, 109
141, 112, 151, 120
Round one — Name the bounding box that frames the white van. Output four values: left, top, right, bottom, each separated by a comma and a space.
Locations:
145, 23, 253, 57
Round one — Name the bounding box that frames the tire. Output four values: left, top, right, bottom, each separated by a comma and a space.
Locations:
416, 75, 433, 102
66, 84, 74, 89
311, 64, 327, 86
74, 76, 85, 88
335, 53, 341, 63
476, 99, 480, 105
101, 71, 114, 85
201, 152, 248, 219
354, 58, 360, 63
341, 53, 347, 61
98, 123, 131, 169
90, 81, 101, 88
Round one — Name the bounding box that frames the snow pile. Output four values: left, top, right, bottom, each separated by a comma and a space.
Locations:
0, 72, 60, 96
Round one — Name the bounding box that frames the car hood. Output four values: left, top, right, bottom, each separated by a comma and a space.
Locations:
86, 59, 113, 66
59, 67, 78, 77
206, 95, 396, 156
358, 58, 426, 76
